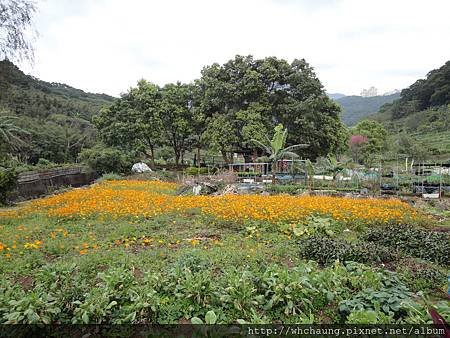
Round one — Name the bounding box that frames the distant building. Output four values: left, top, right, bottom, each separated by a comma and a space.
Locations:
360, 86, 378, 97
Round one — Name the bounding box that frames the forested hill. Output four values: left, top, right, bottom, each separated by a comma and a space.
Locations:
333, 93, 400, 126
378, 60, 450, 120
0, 60, 114, 121
0, 60, 115, 164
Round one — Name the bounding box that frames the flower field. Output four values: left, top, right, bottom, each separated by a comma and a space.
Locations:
2, 180, 418, 223
0, 180, 448, 325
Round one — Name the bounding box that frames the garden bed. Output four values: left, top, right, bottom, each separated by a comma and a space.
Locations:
0, 180, 448, 324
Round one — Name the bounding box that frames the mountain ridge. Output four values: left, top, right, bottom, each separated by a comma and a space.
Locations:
329, 93, 401, 126
0, 59, 114, 120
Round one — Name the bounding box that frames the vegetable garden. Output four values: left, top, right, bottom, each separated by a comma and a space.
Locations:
0, 180, 448, 324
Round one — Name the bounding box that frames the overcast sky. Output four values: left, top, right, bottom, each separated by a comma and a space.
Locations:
20, 0, 450, 97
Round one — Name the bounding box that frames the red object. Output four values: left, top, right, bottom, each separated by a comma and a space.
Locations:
349, 134, 368, 147
429, 308, 450, 338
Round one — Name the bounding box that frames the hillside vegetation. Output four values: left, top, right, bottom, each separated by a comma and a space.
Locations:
372, 61, 450, 159
0, 60, 114, 164
379, 60, 450, 120
374, 105, 450, 158
0, 60, 113, 120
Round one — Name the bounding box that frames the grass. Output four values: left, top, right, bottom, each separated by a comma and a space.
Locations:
0, 180, 448, 325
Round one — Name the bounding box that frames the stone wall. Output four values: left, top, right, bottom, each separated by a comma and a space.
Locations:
11, 166, 97, 201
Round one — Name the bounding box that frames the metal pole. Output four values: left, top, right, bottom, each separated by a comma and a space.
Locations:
379, 156, 382, 196
396, 154, 399, 196
421, 162, 424, 195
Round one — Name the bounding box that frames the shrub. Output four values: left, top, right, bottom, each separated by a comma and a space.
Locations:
362, 224, 450, 265
299, 236, 396, 265
185, 167, 210, 176
397, 264, 446, 292
0, 168, 18, 205
78, 146, 135, 175
96, 173, 122, 182
36, 158, 55, 168
268, 184, 303, 195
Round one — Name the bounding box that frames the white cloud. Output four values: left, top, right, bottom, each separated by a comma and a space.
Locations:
20, 0, 450, 96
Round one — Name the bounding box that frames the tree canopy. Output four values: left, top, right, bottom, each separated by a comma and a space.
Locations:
198, 55, 346, 161
94, 55, 348, 166
351, 120, 388, 165
1, 55, 352, 168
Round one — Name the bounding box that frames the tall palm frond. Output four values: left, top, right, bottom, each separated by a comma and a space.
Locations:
251, 124, 309, 177
0, 114, 30, 151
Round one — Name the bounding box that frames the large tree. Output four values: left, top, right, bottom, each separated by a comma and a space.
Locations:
95, 80, 197, 166
94, 80, 163, 166
0, 0, 37, 63
159, 82, 195, 165
198, 55, 346, 161
352, 119, 388, 166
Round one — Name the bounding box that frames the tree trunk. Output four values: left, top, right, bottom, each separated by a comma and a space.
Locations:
221, 150, 230, 164
147, 145, 155, 168
174, 151, 180, 167
243, 153, 252, 163
271, 161, 276, 184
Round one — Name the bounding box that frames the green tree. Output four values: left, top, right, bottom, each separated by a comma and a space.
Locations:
199, 55, 344, 160
94, 80, 162, 166
159, 82, 195, 165
202, 114, 239, 164
352, 120, 388, 166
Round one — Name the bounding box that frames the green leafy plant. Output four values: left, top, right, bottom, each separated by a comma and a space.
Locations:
339, 273, 413, 319
191, 310, 217, 324
299, 236, 396, 264
0, 168, 17, 205
2, 291, 61, 324
96, 173, 123, 182
363, 224, 450, 265
185, 167, 210, 176
252, 124, 308, 182
346, 309, 393, 324
397, 264, 446, 292
279, 216, 341, 239
71, 267, 158, 324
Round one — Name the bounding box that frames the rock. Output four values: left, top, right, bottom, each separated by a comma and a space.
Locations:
199, 182, 218, 195
221, 184, 239, 195
132, 162, 152, 173
177, 182, 219, 196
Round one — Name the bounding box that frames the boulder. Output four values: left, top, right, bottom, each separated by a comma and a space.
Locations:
220, 184, 239, 195
132, 162, 152, 173
177, 182, 219, 196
